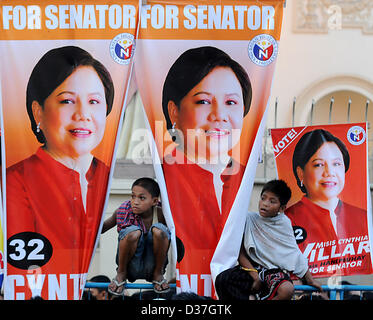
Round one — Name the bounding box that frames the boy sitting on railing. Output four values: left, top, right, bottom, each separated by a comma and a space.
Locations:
215, 179, 325, 300
102, 177, 171, 296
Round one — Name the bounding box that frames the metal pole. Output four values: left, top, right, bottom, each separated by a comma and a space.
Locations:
365, 99, 370, 122
310, 99, 315, 125
274, 97, 278, 128
329, 97, 334, 124
292, 97, 296, 127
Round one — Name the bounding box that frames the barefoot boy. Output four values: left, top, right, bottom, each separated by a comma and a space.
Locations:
216, 179, 323, 300
102, 177, 170, 296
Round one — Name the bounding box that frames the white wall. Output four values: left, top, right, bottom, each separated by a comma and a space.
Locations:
268, 1, 373, 128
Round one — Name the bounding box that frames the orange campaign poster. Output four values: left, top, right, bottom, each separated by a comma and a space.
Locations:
0, 0, 140, 299
0, 112, 4, 291
271, 123, 373, 278
135, 0, 285, 296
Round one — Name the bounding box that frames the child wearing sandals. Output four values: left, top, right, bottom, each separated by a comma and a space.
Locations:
215, 179, 325, 300
102, 177, 171, 296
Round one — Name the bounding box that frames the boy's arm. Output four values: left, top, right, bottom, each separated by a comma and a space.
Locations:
302, 270, 323, 292
302, 270, 329, 299
157, 206, 167, 226
238, 242, 255, 271
238, 241, 261, 291
101, 211, 117, 234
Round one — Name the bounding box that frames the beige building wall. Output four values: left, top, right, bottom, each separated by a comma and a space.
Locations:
269, 0, 373, 129
88, 1, 373, 287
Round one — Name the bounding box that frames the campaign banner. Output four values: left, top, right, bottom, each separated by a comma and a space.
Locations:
135, 0, 285, 296
0, 0, 140, 299
0, 206, 3, 291
271, 123, 373, 278
0, 114, 3, 291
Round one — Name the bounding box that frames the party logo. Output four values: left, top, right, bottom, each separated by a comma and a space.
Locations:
248, 34, 278, 66
110, 33, 135, 65
347, 125, 366, 145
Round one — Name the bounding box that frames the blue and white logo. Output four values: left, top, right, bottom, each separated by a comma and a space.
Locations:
347, 125, 366, 145
110, 33, 135, 65
248, 34, 278, 66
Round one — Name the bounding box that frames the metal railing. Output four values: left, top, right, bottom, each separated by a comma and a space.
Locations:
84, 282, 373, 300
294, 285, 373, 300
84, 282, 177, 300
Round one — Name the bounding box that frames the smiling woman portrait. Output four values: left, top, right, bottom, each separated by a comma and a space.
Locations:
285, 129, 369, 250
161, 46, 252, 252
6, 46, 114, 275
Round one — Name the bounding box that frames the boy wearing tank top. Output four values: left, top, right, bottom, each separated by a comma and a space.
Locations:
102, 177, 171, 296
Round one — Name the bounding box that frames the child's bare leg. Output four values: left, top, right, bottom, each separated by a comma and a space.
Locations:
109, 230, 141, 293
152, 227, 170, 291
272, 281, 294, 300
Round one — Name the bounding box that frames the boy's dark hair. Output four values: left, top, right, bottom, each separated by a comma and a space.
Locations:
132, 177, 160, 198
261, 179, 292, 206
171, 292, 214, 301
89, 275, 110, 294
89, 275, 110, 283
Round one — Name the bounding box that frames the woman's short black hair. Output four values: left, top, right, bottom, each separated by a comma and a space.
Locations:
261, 179, 292, 206
162, 46, 252, 130
292, 129, 350, 193
26, 46, 114, 144
132, 177, 160, 198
